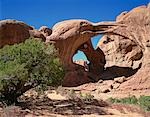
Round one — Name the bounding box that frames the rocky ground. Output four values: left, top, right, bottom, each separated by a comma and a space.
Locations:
0, 82, 150, 117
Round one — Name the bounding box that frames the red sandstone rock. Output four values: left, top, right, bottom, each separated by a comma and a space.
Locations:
97, 5, 150, 90
39, 26, 52, 37
74, 59, 89, 71
119, 64, 150, 90
1, 5, 149, 89
46, 19, 122, 86
0, 20, 46, 48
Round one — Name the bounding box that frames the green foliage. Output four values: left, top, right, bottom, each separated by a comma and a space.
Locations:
79, 92, 94, 101
0, 38, 64, 105
67, 89, 77, 100
109, 95, 150, 111
138, 96, 150, 111
109, 95, 138, 104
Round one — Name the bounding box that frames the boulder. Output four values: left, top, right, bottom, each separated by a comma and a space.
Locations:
97, 80, 114, 93
114, 76, 126, 84
39, 26, 52, 37
112, 83, 120, 89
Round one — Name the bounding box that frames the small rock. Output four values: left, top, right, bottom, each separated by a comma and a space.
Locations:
114, 77, 126, 83
112, 83, 120, 89
54, 103, 73, 108
98, 79, 103, 83
101, 88, 110, 93
98, 85, 112, 93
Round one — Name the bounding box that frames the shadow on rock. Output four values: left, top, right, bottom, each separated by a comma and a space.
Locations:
100, 65, 140, 80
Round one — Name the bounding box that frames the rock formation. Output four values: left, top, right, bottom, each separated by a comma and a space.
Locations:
46, 5, 150, 87
0, 5, 149, 89
78, 40, 106, 75
39, 26, 52, 37
74, 59, 89, 71
46, 19, 124, 86
0, 20, 47, 48
97, 5, 150, 90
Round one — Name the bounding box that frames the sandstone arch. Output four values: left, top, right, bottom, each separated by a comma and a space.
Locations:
46, 5, 150, 87
1, 6, 149, 88
46, 19, 125, 86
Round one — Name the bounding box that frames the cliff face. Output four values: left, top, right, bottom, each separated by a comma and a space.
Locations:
98, 6, 150, 69
97, 5, 150, 90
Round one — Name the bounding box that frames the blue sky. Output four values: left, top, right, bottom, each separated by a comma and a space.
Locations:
0, 0, 149, 61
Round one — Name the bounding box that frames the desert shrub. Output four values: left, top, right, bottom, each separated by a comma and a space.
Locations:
109, 95, 150, 111
0, 38, 64, 105
109, 95, 138, 104
139, 96, 150, 111
79, 92, 94, 101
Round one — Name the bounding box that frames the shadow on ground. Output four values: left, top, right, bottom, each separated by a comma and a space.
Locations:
17, 96, 111, 116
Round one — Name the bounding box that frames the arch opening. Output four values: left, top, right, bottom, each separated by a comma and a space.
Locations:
91, 35, 102, 50
73, 50, 89, 71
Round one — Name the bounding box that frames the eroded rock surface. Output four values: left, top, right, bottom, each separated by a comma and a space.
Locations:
97, 5, 150, 90
0, 5, 149, 89
46, 19, 122, 86
0, 20, 47, 48
46, 5, 150, 87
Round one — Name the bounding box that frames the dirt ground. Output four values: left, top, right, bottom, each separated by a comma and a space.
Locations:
0, 83, 150, 117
